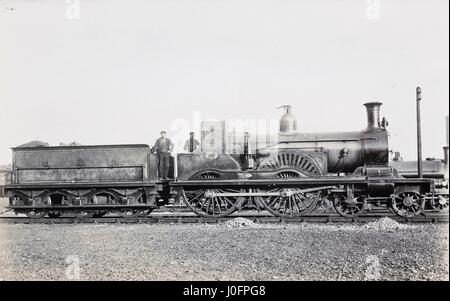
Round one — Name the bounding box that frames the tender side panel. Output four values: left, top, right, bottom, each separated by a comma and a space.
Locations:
16, 167, 143, 183
11, 145, 155, 184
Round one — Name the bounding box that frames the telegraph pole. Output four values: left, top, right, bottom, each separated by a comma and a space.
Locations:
416, 87, 423, 178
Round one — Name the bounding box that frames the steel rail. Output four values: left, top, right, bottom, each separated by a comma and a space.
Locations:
0, 212, 447, 224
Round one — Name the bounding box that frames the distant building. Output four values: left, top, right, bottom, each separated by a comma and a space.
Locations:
59, 141, 83, 146
0, 164, 12, 198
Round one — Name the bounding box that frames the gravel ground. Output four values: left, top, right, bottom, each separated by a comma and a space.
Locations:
0, 198, 8, 212
0, 215, 448, 281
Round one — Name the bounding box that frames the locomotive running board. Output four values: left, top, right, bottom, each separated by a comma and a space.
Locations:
171, 177, 433, 187
204, 186, 333, 198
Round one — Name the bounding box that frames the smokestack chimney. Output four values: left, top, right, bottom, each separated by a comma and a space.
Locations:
363, 102, 383, 131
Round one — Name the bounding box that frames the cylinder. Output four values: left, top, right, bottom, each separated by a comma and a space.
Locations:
363, 102, 383, 131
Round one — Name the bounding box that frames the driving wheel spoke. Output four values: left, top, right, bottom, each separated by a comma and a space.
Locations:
182, 188, 240, 217
259, 188, 321, 218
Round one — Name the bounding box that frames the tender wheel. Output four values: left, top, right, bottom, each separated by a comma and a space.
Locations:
430, 195, 449, 212
47, 211, 62, 218
10, 194, 28, 206
88, 190, 121, 205
333, 194, 366, 217
182, 188, 242, 217
140, 209, 153, 216
119, 209, 145, 218
391, 188, 425, 217
92, 211, 108, 218
258, 188, 321, 218
25, 210, 47, 219
75, 210, 94, 219
43, 192, 72, 206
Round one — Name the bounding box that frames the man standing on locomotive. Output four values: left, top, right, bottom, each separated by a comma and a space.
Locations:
183, 131, 200, 152
151, 131, 174, 180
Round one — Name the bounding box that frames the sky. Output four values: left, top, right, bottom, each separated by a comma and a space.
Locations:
0, 0, 448, 163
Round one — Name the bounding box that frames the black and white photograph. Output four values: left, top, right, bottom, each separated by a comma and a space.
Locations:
0, 0, 448, 291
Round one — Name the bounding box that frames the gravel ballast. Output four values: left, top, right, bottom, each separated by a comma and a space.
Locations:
0, 217, 448, 281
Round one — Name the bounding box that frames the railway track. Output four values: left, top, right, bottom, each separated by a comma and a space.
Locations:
0, 210, 448, 224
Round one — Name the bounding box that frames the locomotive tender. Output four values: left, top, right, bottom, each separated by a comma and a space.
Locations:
4, 102, 449, 219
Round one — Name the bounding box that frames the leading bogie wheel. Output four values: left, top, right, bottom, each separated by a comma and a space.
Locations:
430, 195, 449, 212
391, 188, 425, 217
333, 194, 366, 217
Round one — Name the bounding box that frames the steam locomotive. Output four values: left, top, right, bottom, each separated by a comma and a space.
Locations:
4, 102, 449, 219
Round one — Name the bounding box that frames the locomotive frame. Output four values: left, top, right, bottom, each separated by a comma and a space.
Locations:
171, 167, 436, 218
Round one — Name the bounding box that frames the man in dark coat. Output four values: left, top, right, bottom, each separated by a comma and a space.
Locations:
151, 131, 174, 180
183, 132, 200, 152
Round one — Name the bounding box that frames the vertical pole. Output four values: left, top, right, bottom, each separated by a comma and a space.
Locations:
416, 87, 423, 178
446, 115, 449, 146
173, 153, 178, 179
243, 132, 253, 170
444, 116, 449, 180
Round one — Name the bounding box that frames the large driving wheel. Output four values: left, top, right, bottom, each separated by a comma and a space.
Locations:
258, 188, 321, 218
182, 188, 242, 217
258, 151, 323, 176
